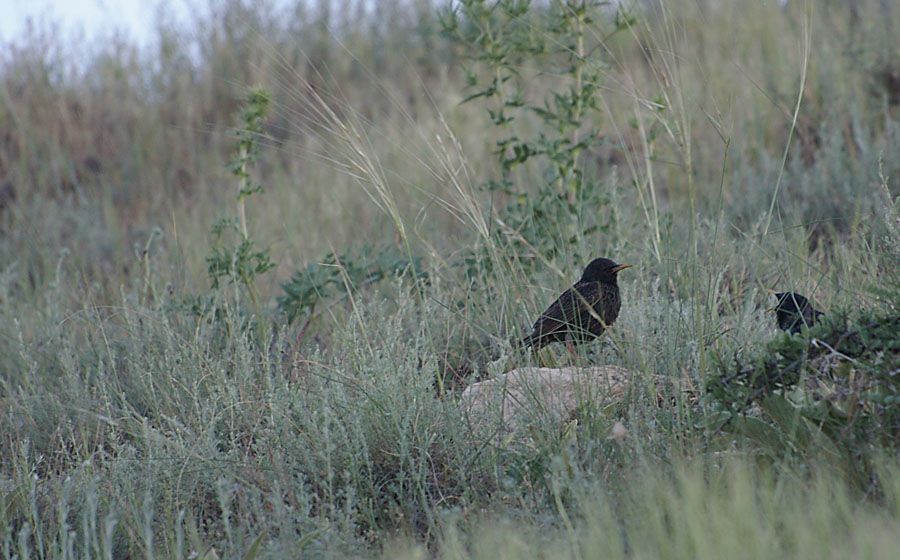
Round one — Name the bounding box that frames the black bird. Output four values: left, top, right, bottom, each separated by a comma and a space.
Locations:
771, 292, 824, 334
522, 258, 631, 351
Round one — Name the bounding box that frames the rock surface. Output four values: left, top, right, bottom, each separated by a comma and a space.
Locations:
459, 365, 634, 434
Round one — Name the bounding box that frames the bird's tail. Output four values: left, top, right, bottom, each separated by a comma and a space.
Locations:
517, 333, 545, 352
509, 333, 534, 349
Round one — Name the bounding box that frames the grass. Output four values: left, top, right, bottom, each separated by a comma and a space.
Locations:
1, 0, 898, 558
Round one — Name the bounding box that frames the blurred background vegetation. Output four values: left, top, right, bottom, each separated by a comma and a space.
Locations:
0, 0, 898, 558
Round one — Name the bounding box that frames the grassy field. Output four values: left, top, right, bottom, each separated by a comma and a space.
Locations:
1, 0, 898, 558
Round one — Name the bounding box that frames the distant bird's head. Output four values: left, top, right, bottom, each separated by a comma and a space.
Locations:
580, 258, 631, 284
770, 291, 823, 333
773, 292, 811, 314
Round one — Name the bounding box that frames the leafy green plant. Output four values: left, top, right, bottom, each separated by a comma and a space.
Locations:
442, 1, 635, 269
708, 307, 900, 484
278, 245, 427, 325
205, 88, 275, 326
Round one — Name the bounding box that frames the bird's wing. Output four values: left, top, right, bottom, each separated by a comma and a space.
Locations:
530, 283, 601, 336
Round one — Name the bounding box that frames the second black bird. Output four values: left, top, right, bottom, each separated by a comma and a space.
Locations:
522, 257, 631, 351
772, 291, 824, 334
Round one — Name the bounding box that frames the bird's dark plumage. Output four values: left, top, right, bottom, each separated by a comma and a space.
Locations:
522, 258, 631, 351
773, 292, 824, 334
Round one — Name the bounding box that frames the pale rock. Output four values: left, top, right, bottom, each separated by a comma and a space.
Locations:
460, 366, 634, 435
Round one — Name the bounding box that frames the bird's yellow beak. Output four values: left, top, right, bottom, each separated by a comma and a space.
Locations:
611, 264, 632, 273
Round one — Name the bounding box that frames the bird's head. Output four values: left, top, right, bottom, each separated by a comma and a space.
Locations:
771, 291, 812, 315
581, 257, 632, 284
768, 290, 824, 332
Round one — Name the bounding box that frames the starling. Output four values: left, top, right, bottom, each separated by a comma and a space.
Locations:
522, 258, 631, 351
772, 292, 824, 334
